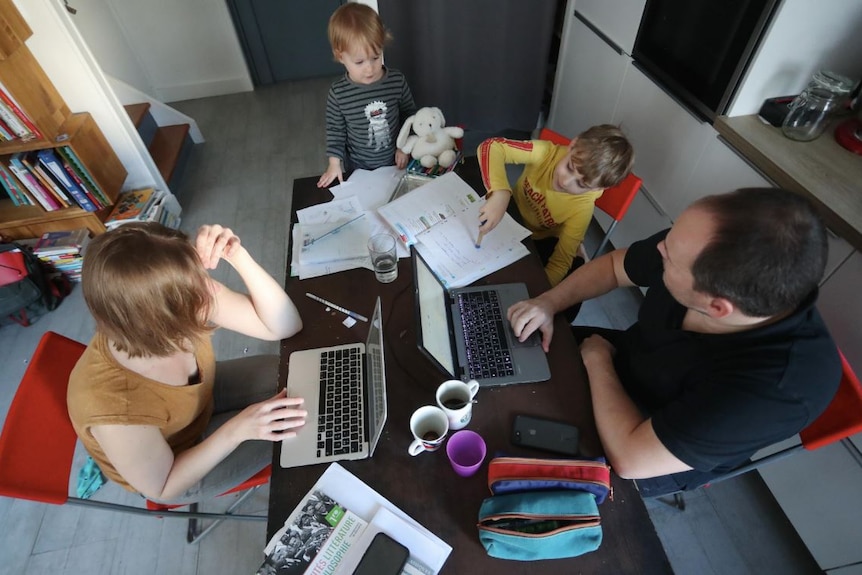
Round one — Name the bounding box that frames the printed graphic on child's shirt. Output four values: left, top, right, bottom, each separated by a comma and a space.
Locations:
365, 101, 390, 152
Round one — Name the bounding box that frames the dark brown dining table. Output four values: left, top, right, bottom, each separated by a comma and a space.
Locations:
268, 158, 672, 574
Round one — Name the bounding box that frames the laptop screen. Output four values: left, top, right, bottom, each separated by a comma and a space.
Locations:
413, 250, 456, 377
366, 297, 387, 455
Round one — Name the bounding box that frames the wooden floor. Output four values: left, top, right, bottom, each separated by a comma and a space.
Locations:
0, 78, 822, 574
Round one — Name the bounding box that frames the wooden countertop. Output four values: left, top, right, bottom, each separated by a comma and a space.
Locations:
714, 114, 862, 252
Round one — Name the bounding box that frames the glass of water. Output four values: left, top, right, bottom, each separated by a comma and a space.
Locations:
367, 233, 398, 283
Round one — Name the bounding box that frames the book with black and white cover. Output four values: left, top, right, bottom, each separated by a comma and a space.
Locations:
258, 488, 366, 575
259, 463, 451, 575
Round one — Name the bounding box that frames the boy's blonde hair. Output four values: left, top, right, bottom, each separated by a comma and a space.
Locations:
328, 3, 391, 59
570, 124, 634, 190
82, 222, 214, 358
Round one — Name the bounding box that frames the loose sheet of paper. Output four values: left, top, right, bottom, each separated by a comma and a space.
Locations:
329, 166, 404, 210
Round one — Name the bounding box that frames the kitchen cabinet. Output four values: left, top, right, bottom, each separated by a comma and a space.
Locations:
612, 65, 715, 219
548, 12, 631, 138
574, 0, 645, 56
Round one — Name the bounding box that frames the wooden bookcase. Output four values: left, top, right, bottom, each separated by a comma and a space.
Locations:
0, 0, 126, 240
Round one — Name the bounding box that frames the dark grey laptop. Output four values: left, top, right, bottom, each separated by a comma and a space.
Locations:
280, 297, 387, 468
412, 247, 550, 387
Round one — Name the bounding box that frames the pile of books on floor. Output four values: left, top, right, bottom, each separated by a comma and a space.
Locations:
30, 228, 90, 282
104, 188, 182, 230
0, 148, 112, 212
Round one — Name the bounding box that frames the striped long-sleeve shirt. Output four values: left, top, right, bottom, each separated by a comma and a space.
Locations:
325, 68, 416, 170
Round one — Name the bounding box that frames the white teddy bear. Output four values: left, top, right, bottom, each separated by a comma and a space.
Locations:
396, 107, 465, 169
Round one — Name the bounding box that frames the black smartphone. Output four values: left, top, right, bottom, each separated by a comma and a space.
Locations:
511, 414, 580, 456
352, 532, 409, 575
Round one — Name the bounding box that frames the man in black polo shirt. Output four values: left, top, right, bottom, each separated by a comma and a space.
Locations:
507, 188, 842, 496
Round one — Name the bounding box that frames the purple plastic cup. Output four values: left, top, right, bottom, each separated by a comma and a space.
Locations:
446, 430, 487, 477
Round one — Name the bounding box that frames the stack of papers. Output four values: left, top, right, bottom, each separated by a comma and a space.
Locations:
376, 171, 532, 288
290, 192, 408, 280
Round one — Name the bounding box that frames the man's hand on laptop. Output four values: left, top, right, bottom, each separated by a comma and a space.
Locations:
507, 297, 555, 353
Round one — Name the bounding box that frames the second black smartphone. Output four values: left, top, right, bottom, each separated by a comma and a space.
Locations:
352, 532, 409, 575
511, 414, 580, 456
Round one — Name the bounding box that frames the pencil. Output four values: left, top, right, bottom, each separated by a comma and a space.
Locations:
308, 213, 365, 245
305, 292, 368, 322
475, 230, 485, 249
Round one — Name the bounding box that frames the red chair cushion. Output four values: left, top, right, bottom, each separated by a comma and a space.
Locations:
0, 332, 85, 504
801, 352, 862, 450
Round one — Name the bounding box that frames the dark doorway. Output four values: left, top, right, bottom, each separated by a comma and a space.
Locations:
228, 0, 345, 85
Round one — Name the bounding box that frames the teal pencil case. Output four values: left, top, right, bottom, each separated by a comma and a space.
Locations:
476, 489, 602, 561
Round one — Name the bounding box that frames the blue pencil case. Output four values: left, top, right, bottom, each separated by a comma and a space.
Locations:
477, 489, 602, 561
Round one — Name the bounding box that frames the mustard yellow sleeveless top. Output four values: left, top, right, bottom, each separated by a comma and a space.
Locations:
67, 333, 216, 491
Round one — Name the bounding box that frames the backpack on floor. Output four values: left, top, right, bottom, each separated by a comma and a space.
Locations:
0, 242, 70, 326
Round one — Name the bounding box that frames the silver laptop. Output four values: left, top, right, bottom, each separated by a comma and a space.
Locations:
280, 297, 387, 468
412, 247, 550, 387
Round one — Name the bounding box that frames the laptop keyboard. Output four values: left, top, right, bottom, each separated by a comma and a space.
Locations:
456, 291, 515, 380
317, 347, 365, 457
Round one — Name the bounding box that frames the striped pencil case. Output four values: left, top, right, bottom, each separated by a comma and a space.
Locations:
487, 456, 612, 503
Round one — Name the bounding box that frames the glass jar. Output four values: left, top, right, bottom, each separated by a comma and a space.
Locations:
809, 69, 854, 105
781, 87, 839, 141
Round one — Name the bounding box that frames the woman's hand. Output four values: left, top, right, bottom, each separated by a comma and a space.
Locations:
478, 190, 511, 234
195, 225, 242, 270
229, 389, 307, 442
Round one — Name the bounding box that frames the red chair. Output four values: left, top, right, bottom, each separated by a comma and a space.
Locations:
0, 331, 270, 544
539, 127, 642, 259
668, 350, 862, 509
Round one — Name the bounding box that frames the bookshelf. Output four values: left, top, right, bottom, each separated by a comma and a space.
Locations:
0, 0, 126, 240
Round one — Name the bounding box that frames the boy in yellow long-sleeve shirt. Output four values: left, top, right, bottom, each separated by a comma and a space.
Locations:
477, 125, 634, 287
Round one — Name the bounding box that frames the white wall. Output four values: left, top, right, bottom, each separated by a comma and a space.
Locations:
729, 0, 862, 115
77, 0, 253, 104
63, 0, 154, 97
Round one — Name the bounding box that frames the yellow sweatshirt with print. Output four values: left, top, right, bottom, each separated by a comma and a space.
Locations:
478, 138, 603, 286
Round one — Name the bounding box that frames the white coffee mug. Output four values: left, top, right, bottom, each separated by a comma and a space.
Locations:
435, 379, 480, 431
408, 405, 449, 456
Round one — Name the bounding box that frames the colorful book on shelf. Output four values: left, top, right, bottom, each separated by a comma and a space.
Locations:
0, 117, 14, 141
36, 149, 99, 212
21, 154, 70, 208
56, 146, 111, 207
0, 98, 32, 141
62, 161, 103, 210
105, 188, 157, 225
0, 162, 28, 206
8, 154, 60, 211
0, 81, 42, 141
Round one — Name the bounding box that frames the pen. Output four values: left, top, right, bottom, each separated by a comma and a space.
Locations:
475, 220, 487, 249
306, 214, 365, 245
306, 292, 368, 322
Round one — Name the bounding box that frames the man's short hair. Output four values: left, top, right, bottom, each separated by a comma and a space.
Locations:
570, 124, 634, 189
328, 3, 391, 59
82, 222, 214, 358
693, 188, 827, 317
